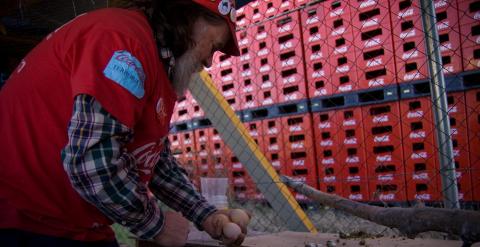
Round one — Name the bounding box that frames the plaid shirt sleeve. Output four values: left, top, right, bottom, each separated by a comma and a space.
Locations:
61, 94, 163, 239
149, 140, 217, 230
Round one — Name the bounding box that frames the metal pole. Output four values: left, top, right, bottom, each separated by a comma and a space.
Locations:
419, 0, 460, 209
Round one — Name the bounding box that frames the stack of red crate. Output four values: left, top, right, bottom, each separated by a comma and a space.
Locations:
465, 88, 480, 201
399, 97, 441, 202
362, 102, 407, 202
273, 12, 308, 102
459, 0, 480, 71
194, 126, 215, 177
281, 112, 318, 200
391, 0, 462, 83
351, 0, 396, 90
261, 118, 288, 174
441, 93, 473, 201
323, 0, 358, 94
336, 108, 370, 201
301, 3, 332, 97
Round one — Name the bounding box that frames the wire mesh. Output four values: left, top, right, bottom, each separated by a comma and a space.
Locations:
168, 0, 480, 238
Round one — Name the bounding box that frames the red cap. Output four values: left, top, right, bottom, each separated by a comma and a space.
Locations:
192, 0, 240, 56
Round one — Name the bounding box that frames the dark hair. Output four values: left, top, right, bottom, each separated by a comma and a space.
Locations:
151, 0, 226, 57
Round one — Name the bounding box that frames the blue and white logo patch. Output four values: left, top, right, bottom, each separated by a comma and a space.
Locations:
103, 50, 145, 99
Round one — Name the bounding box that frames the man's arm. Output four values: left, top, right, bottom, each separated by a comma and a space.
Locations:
149, 140, 217, 230
61, 94, 163, 239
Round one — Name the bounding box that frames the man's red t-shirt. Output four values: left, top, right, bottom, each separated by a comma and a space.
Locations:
0, 8, 176, 241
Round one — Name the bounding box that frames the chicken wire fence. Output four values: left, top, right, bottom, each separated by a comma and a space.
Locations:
168, 0, 480, 235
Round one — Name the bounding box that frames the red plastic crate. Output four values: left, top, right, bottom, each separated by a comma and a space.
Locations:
245, 1, 265, 25
235, 5, 251, 28
323, 0, 352, 22
463, 46, 480, 71
328, 39, 359, 93
399, 97, 442, 202
362, 102, 407, 202
350, 0, 392, 33
261, 119, 288, 172
465, 89, 480, 201
261, 0, 296, 19
282, 114, 318, 189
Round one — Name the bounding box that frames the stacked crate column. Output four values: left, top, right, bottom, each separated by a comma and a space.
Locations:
459, 0, 480, 71
273, 11, 309, 102
324, 0, 358, 93
465, 88, 480, 201
243, 120, 267, 199
362, 101, 407, 202
399, 97, 441, 202
300, 3, 332, 97
350, 0, 397, 89
335, 107, 370, 201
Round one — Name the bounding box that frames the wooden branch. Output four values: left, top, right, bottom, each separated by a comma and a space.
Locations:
281, 176, 480, 247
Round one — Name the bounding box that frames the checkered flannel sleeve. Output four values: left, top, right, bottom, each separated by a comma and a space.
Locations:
149, 139, 217, 230
61, 94, 164, 239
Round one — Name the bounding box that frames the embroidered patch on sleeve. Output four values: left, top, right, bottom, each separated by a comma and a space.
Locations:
103, 50, 146, 99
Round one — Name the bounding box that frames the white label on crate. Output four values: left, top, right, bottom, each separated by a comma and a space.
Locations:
296, 194, 307, 200
436, 21, 449, 31
403, 50, 419, 60
345, 137, 358, 145
398, 8, 414, 18
252, 1, 259, 7
178, 101, 186, 108
213, 135, 220, 140
378, 174, 394, 181
282, 58, 295, 67
443, 65, 454, 74
280, 41, 293, 50
309, 34, 322, 42
285, 93, 298, 101
313, 70, 325, 78
404, 72, 421, 81
373, 115, 389, 123
434, 0, 447, 9
339, 84, 352, 92
253, 13, 261, 19
292, 142, 304, 149
376, 154, 392, 162
311, 52, 323, 60
365, 38, 381, 48
284, 75, 298, 84
319, 122, 331, 129
215, 164, 224, 169
281, 1, 290, 7
172, 141, 179, 146
413, 172, 429, 180
410, 131, 426, 139
347, 175, 361, 182
362, 18, 379, 28
268, 144, 279, 151
367, 58, 383, 67
293, 159, 305, 166
322, 158, 335, 165
279, 24, 292, 33
243, 86, 253, 93
290, 126, 302, 132
315, 89, 327, 96
199, 136, 207, 142
267, 8, 275, 14
476, 36, 480, 44
241, 54, 251, 61
213, 150, 222, 155
260, 65, 271, 72
411, 151, 428, 159
263, 98, 274, 105
369, 78, 385, 87
223, 90, 234, 97
255, 194, 265, 199
332, 27, 346, 36
448, 106, 458, 113
374, 135, 390, 143
256, 32, 267, 40
379, 193, 395, 200
306, 16, 319, 25
475, 12, 480, 20
456, 171, 462, 179
258, 48, 269, 56
223, 75, 233, 81
184, 139, 192, 144
336, 65, 350, 73
360, 0, 376, 8
415, 193, 431, 200
324, 176, 336, 182
240, 38, 249, 46
334, 46, 348, 54
349, 194, 363, 200
241, 70, 252, 77
346, 156, 360, 163
262, 81, 272, 88
440, 42, 452, 52
220, 60, 232, 67
272, 161, 281, 167
268, 127, 278, 135
321, 140, 333, 146
343, 120, 356, 126
250, 130, 258, 136
199, 150, 207, 156
233, 163, 243, 169
201, 165, 208, 170
400, 29, 416, 39
234, 178, 245, 184
186, 153, 193, 158
453, 149, 460, 157
330, 8, 344, 17
407, 111, 424, 118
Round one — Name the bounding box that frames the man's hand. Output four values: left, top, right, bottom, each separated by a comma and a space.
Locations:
202, 209, 251, 247
154, 211, 190, 247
